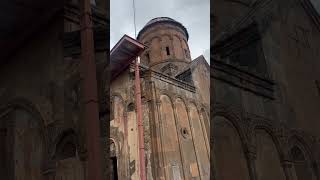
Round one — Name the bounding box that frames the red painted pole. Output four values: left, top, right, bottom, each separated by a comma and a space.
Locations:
79, 0, 102, 179
135, 58, 146, 180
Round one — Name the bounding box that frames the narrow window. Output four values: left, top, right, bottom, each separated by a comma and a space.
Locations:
110, 157, 118, 180
166, 47, 170, 56
110, 100, 114, 120
316, 80, 320, 96
185, 49, 189, 58
145, 53, 150, 63
110, 141, 118, 180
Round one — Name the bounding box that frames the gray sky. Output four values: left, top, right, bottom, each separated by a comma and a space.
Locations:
110, 0, 210, 62
311, 0, 320, 14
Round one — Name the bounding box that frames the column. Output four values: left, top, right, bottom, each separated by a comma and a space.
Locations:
281, 160, 295, 180
246, 147, 258, 180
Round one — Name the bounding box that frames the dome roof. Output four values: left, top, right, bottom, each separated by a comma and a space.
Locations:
145, 17, 177, 26
137, 17, 189, 40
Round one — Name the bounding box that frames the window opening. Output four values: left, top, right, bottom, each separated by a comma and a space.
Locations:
166, 47, 170, 56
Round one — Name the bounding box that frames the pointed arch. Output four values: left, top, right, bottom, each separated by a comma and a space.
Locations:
0, 97, 49, 179
288, 133, 317, 180
0, 97, 49, 153
53, 129, 79, 160
213, 115, 250, 180
253, 124, 286, 180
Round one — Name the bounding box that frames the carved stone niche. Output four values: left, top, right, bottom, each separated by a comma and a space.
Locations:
110, 140, 116, 157
160, 63, 178, 76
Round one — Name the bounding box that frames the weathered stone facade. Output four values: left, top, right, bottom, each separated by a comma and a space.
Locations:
0, 0, 108, 179
212, 0, 320, 180
110, 17, 210, 179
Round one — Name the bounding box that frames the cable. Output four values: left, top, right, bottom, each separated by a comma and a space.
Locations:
132, 0, 137, 38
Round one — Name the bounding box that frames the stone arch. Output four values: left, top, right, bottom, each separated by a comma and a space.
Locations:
252, 122, 285, 160
288, 133, 314, 160
188, 101, 210, 149
158, 90, 175, 105
212, 104, 248, 145
253, 124, 286, 180
0, 97, 49, 145
53, 129, 79, 160
161, 34, 172, 41
159, 94, 184, 179
173, 97, 200, 178
109, 138, 119, 179
200, 107, 210, 139
150, 36, 162, 63
172, 94, 188, 106
127, 102, 135, 112
0, 98, 48, 180
173, 35, 188, 59
111, 94, 125, 125
213, 115, 251, 180
188, 102, 210, 178
181, 38, 190, 58
109, 138, 119, 158
149, 35, 162, 42
110, 92, 125, 102
288, 134, 317, 180
54, 129, 85, 180
186, 99, 201, 110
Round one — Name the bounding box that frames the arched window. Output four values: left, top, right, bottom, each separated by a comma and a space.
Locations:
109, 140, 118, 180
57, 142, 76, 160
55, 134, 77, 160
166, 46, 170, 56
127, 103, 135, 112
290, 146, 315, 180
145, 52, 150, 64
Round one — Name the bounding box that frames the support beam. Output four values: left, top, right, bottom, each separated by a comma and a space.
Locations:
135, 58, 146, 180
79, 0, 102, 179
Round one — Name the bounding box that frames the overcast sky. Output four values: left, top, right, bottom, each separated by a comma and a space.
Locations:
110, 0, 210, 62
311, 0, 320, 14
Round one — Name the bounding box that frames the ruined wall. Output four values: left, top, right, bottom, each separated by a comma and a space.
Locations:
110, 69, 155, 180
212, 0, 320, 179
0, 14, 81, 180
109, 64, 210, 180
213, 116, 250, 180
0, 2, 108, 179
276, 0, 320, 135
0, 109, 45, 180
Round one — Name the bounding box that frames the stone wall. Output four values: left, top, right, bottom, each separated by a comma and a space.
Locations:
138, 23, 191, 71
212, 0, 320, 179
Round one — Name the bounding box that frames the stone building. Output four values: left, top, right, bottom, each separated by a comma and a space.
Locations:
212, 0, 320, 180
110, 17, 210, 179
0, 0, 109, 179
0, 0, 210, 178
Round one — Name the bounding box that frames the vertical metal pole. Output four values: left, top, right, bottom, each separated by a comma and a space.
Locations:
79, 0, 102, 179
135, 58, 146, 180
